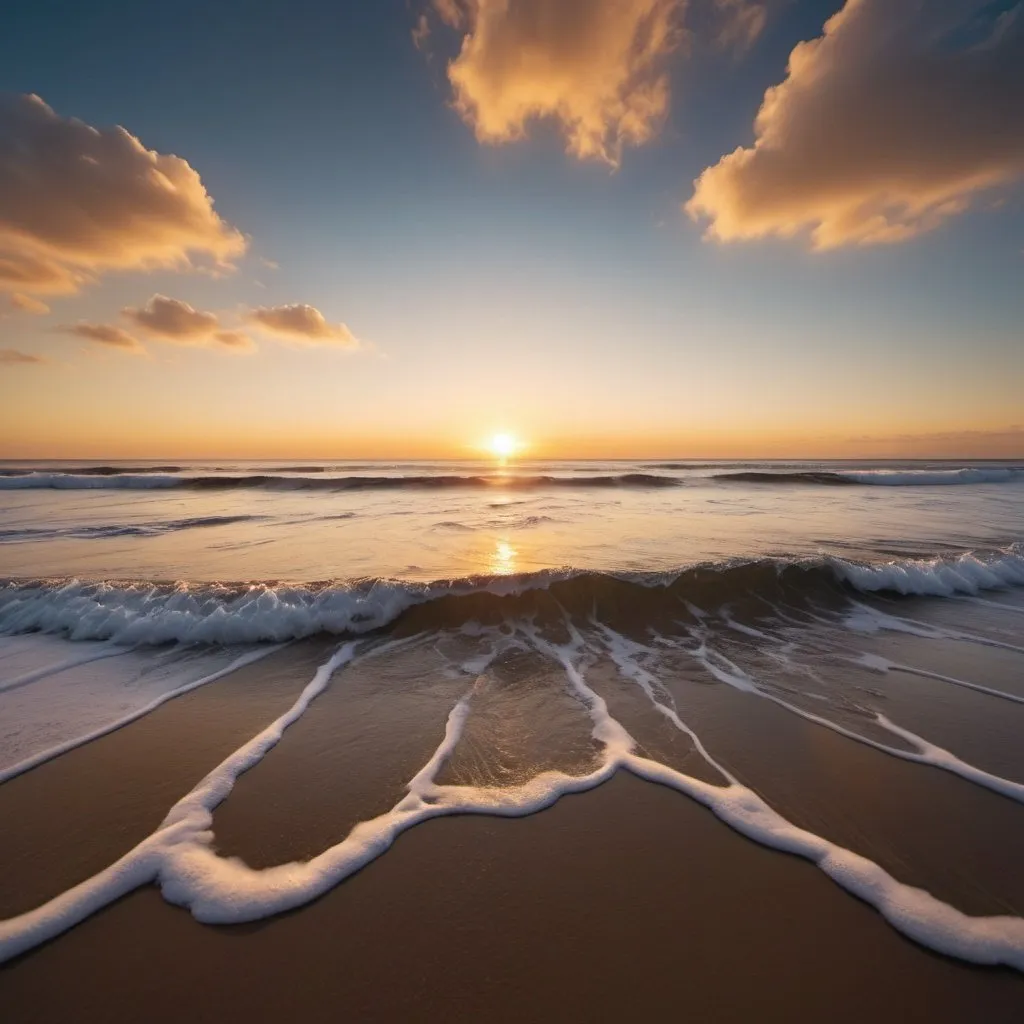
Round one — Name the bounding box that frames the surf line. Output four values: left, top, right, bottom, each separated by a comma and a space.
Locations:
0, 645, 287, 786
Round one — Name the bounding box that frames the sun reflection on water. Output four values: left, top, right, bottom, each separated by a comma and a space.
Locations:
488, 539, 518, 576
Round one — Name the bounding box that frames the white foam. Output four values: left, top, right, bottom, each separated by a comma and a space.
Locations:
0, 645, 284, 783
4, 626, 1024, 970
0, 579, 430, 645
835, 550, 1024, 597
856, 653, 1024, 705
0, 547, 1022, 646
595, 628, 1024, 968
0, 640, 131, 695
843, 602, 1024, 654
661, 629, 1024, 806
962, 595, 1024, 615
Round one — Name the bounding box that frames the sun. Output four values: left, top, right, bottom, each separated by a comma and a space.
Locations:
488, 432, 520, 459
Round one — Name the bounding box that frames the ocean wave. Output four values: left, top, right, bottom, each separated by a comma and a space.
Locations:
0, 465, 184, 477
0, 515, 266, 543
713, 468, 1024, 486
1, 548, 1020, 645
4, 466, 1021, 491
0, 472, 685, 492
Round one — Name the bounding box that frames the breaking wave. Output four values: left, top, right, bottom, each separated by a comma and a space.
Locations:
1, 547, 1021, 646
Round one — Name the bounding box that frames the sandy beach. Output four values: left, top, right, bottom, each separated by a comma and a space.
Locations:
3, 635, 1024, 1022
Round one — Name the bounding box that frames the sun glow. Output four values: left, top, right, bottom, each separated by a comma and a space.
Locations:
487, 432, 520, 459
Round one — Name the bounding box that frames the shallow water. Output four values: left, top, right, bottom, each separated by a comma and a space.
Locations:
0, 458, 1022, 581
1, 458, 1023, 968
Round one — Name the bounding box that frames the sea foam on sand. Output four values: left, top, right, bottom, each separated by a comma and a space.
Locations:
3, 617, 1024, 969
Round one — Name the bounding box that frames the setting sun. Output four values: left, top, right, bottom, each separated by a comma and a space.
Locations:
488, 433, 520, 459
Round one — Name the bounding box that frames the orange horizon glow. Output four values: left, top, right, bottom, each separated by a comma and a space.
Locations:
2, 425, 1022, 462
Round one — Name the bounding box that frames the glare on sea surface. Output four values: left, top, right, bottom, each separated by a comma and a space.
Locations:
489, 540, 518, 575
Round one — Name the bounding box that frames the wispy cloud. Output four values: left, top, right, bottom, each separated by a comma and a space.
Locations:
713, 0, 766, 53
8, 292, 50, 315
213, 330, 256, 353
0, 348, 48, 365
850, 425, 1024, 457
58, 323, 144, 353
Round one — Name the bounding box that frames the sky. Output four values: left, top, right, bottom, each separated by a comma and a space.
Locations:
0, 0, 1022, 460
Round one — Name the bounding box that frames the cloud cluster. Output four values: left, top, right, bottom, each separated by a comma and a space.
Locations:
54, 297, 357, 357
58, 295, 253, 355
687, 0, 1024, 248
121, 295, 255, 351
247, 304, 359, 347
433, 0, 685, 165
0, 93, 246, 296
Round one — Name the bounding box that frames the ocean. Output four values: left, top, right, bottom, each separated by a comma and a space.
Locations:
2, 458, 1024, 973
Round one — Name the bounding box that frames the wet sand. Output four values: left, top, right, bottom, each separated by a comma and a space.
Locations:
3, 642, 1024, 1021
2, 773, 1024, 1022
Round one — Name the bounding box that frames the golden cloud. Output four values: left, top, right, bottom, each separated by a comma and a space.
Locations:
123, 294, 220, 339
434, 0, 684, 166
59, 323, 144, 353
8, 293, 50, 315
247, 304, 359, 347
121, 294, 257, 352
0, 93, 246, 295
214, 330, 256, 352
687, 0, 1024, 248
0, 348, 47, 365
0, 252, 88, 295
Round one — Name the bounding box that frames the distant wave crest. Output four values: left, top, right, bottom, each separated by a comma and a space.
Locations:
712, 468, 1023, 487
2, 466, 1021, 491
0, 472, 684, 492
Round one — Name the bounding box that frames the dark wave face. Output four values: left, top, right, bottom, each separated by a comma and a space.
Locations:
711, 468, 1024, 486
2, 462, 1022, 491
0, 472, 687, 492
0, 515, 266, 542
0, 466, 185, 477
713, 471, 858, 486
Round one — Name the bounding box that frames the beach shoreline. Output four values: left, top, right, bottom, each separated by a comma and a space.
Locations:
3, 636, 1024, 1021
